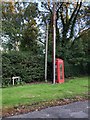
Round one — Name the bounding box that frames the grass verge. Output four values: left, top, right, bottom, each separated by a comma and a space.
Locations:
2, 76, 89, 117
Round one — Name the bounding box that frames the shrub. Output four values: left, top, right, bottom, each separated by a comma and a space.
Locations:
2, 51, 44, 86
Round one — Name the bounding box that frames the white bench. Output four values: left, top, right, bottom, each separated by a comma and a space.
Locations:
12, 76, 20, 85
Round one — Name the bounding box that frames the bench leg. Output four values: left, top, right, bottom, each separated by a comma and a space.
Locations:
13, 79, 14, 85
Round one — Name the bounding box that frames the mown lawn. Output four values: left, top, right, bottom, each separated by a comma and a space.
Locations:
2, 77, 88, 109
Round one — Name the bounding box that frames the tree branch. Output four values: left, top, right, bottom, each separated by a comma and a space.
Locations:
60, 6, 65, 27
44, 3, 52, 13
69, 2, 79, 24
56, 2, 63, 13
69, 2, 82, 39
38, 39, 45, 45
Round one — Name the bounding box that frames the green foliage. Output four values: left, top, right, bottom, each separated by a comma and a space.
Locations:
2, 2, 89, 83
20, 19, 39, 52
47, 31, 89, 79
2, 51, 44, 86
40, 2, 89, 79
64, 61, 82, 78
2, 2, 39, 52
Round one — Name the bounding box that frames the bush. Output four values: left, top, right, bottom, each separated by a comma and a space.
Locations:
2, 51, 88, 86
64, 61, 88, 78
2, 51, 44, 86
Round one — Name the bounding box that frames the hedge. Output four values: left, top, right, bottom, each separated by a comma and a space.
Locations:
47, 60, 88, 80
2, 51, 44, 86
2, 51, 89, 86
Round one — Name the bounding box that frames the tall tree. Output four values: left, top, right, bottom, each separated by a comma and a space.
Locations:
39, 1, 90, 78
21, 19, 39, 53
40, 1, 83, 60
2, 2, 39, 53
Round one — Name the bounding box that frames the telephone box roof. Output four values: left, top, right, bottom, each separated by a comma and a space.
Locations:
56, 58, 64, 63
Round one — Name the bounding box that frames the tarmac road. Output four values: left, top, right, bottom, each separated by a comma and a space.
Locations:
8, 100, 89, 119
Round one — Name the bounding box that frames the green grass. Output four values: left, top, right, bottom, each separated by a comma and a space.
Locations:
2, 77, 88, 109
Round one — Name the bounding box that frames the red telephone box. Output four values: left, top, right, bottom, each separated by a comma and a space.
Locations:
55, 58, 64, 83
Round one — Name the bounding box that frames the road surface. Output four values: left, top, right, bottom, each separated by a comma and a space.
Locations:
8, 100, 89, 118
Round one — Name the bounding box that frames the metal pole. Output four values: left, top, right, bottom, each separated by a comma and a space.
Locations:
53, 2, 56, 84
45, 22, 48, 82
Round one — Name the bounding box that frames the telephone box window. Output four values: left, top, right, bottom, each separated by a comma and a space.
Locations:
55, 65, 57, 80
60, 64, 63, 79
